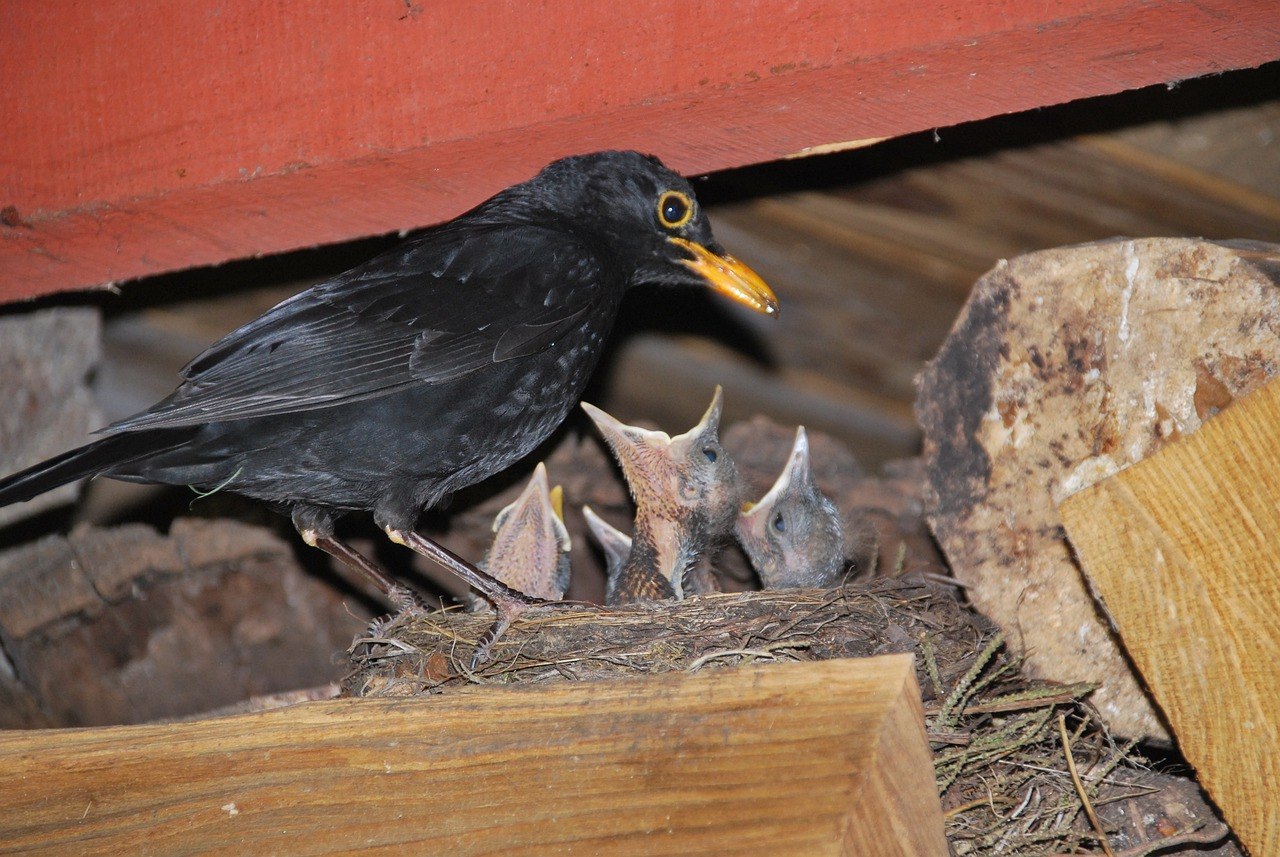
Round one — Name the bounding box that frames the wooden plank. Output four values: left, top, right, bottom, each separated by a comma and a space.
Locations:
0, 656, 945, 856
1059, 378, 1280, 855
2, 0, 1278, 302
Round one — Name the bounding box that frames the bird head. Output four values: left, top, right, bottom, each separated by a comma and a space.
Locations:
582, 505, 632, 571
581, 504, 633, 589
524, 151, 779, 316
581, 386, 740, 535
736, 426, 845, 589
481, 462, 572, 600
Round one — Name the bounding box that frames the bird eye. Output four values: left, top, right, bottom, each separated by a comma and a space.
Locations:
657, 191, 693, 229
772, 512, 786, 533
702, 447, 717, 463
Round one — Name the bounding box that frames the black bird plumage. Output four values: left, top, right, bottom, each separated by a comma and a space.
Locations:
0, 151, 777, 653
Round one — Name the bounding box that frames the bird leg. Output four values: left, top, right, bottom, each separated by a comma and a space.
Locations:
383, 526, 550, 667
384, 526, 540, 605
297, 525, 428, 613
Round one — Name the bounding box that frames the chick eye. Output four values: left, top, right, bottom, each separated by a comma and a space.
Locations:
658, 190, 693, 229
772, 512, 786, 533
702, 447, 718, 463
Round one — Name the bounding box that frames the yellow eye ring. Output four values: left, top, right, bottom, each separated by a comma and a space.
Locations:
657, 190, 694, 229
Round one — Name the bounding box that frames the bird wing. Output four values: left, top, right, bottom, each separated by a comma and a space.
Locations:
102, 226, 601, 433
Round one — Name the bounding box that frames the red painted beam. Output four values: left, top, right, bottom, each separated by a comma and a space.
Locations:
2, 0, 1277, 302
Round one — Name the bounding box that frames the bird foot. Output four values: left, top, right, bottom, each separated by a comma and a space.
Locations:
468, 589, 554, 669
468, 595, 595, 669
469, 601, 521, 669
384, 525, 543, 606
388, 583, 431, 615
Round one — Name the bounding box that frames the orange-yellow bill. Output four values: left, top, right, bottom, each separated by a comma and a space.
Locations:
669, 237, 780, 317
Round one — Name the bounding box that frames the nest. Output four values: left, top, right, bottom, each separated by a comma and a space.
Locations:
346, 578, 1229, 856
347, 578, 982, 693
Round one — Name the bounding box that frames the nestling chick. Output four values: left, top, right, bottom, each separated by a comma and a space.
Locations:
477, 463, 571, 602
582, 387, 739, 604
582, 504, 709, 602
581, 505, 644, 602
736, 426, 845, 589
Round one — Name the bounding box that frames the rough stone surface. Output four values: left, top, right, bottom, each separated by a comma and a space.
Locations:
917, 238, 1280, 739
68, 522, 184, 600
0, 534, 98, 640
0, 307, 102, 527
0, 519, 366, 726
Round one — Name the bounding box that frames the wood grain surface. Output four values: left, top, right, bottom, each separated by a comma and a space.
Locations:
1060, 378, 1280, 855
3, 0, 1278, 300
0, 655, 945, 856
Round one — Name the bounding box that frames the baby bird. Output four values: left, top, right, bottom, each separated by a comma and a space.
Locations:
581, 387, 739, 604
583, 506, 718, 602
477, 463, 572, 602
581, 505, 644, 603
736, 426, 845, 589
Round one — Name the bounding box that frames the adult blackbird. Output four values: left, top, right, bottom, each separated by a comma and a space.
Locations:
582, 387, 741, 604
0, 151, 778, 645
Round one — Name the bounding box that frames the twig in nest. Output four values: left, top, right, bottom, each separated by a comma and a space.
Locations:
1048, 821, 1228, 857
920, 571, 969, 589
1058, 714, 1114, 857
935, 632, 1005, 729
351, 635, 420, 654
686, 640, 807, 671
1111, 822, 1228, 857
944, 793, 1018, 819
920, 633, 945, 699
933, 682, 1096, 716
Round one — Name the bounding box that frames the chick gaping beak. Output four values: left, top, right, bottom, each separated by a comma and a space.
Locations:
737, 426, 811, 535
580, 400, 676, 501
582, 504, 633, 565
581, 386, 725, 504
493, 462, 571, 552
668, 237, 780, 317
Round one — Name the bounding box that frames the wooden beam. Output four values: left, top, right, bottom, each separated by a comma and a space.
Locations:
1059, 378, 1280, 856
2, 0, 1277, 302
0, 656, 946, 855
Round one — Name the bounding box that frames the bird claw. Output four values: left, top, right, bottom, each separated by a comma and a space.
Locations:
388, 584, 431, 614
468, 593, 534, 668
469, 609, 517, 670
467, 594, 593, 668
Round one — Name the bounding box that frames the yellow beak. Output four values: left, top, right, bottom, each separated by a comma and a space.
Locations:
668, 237, 780, 317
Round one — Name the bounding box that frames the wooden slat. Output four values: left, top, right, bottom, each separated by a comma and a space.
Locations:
0, 656, 945, 856
1059, 378, 1280, 855
2, 0, 1278, 301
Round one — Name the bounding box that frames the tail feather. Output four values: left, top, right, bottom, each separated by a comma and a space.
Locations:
0, 431, 189, 509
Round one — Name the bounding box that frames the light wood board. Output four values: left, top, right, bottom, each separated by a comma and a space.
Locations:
1060, 377, 1280, 855
0, 655, 945, 856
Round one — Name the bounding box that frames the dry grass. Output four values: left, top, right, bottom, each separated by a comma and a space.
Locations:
347, 579, 983, 693
346, 580, 1233, 856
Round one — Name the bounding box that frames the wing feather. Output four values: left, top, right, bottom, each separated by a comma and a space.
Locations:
103, 226, 602, 433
